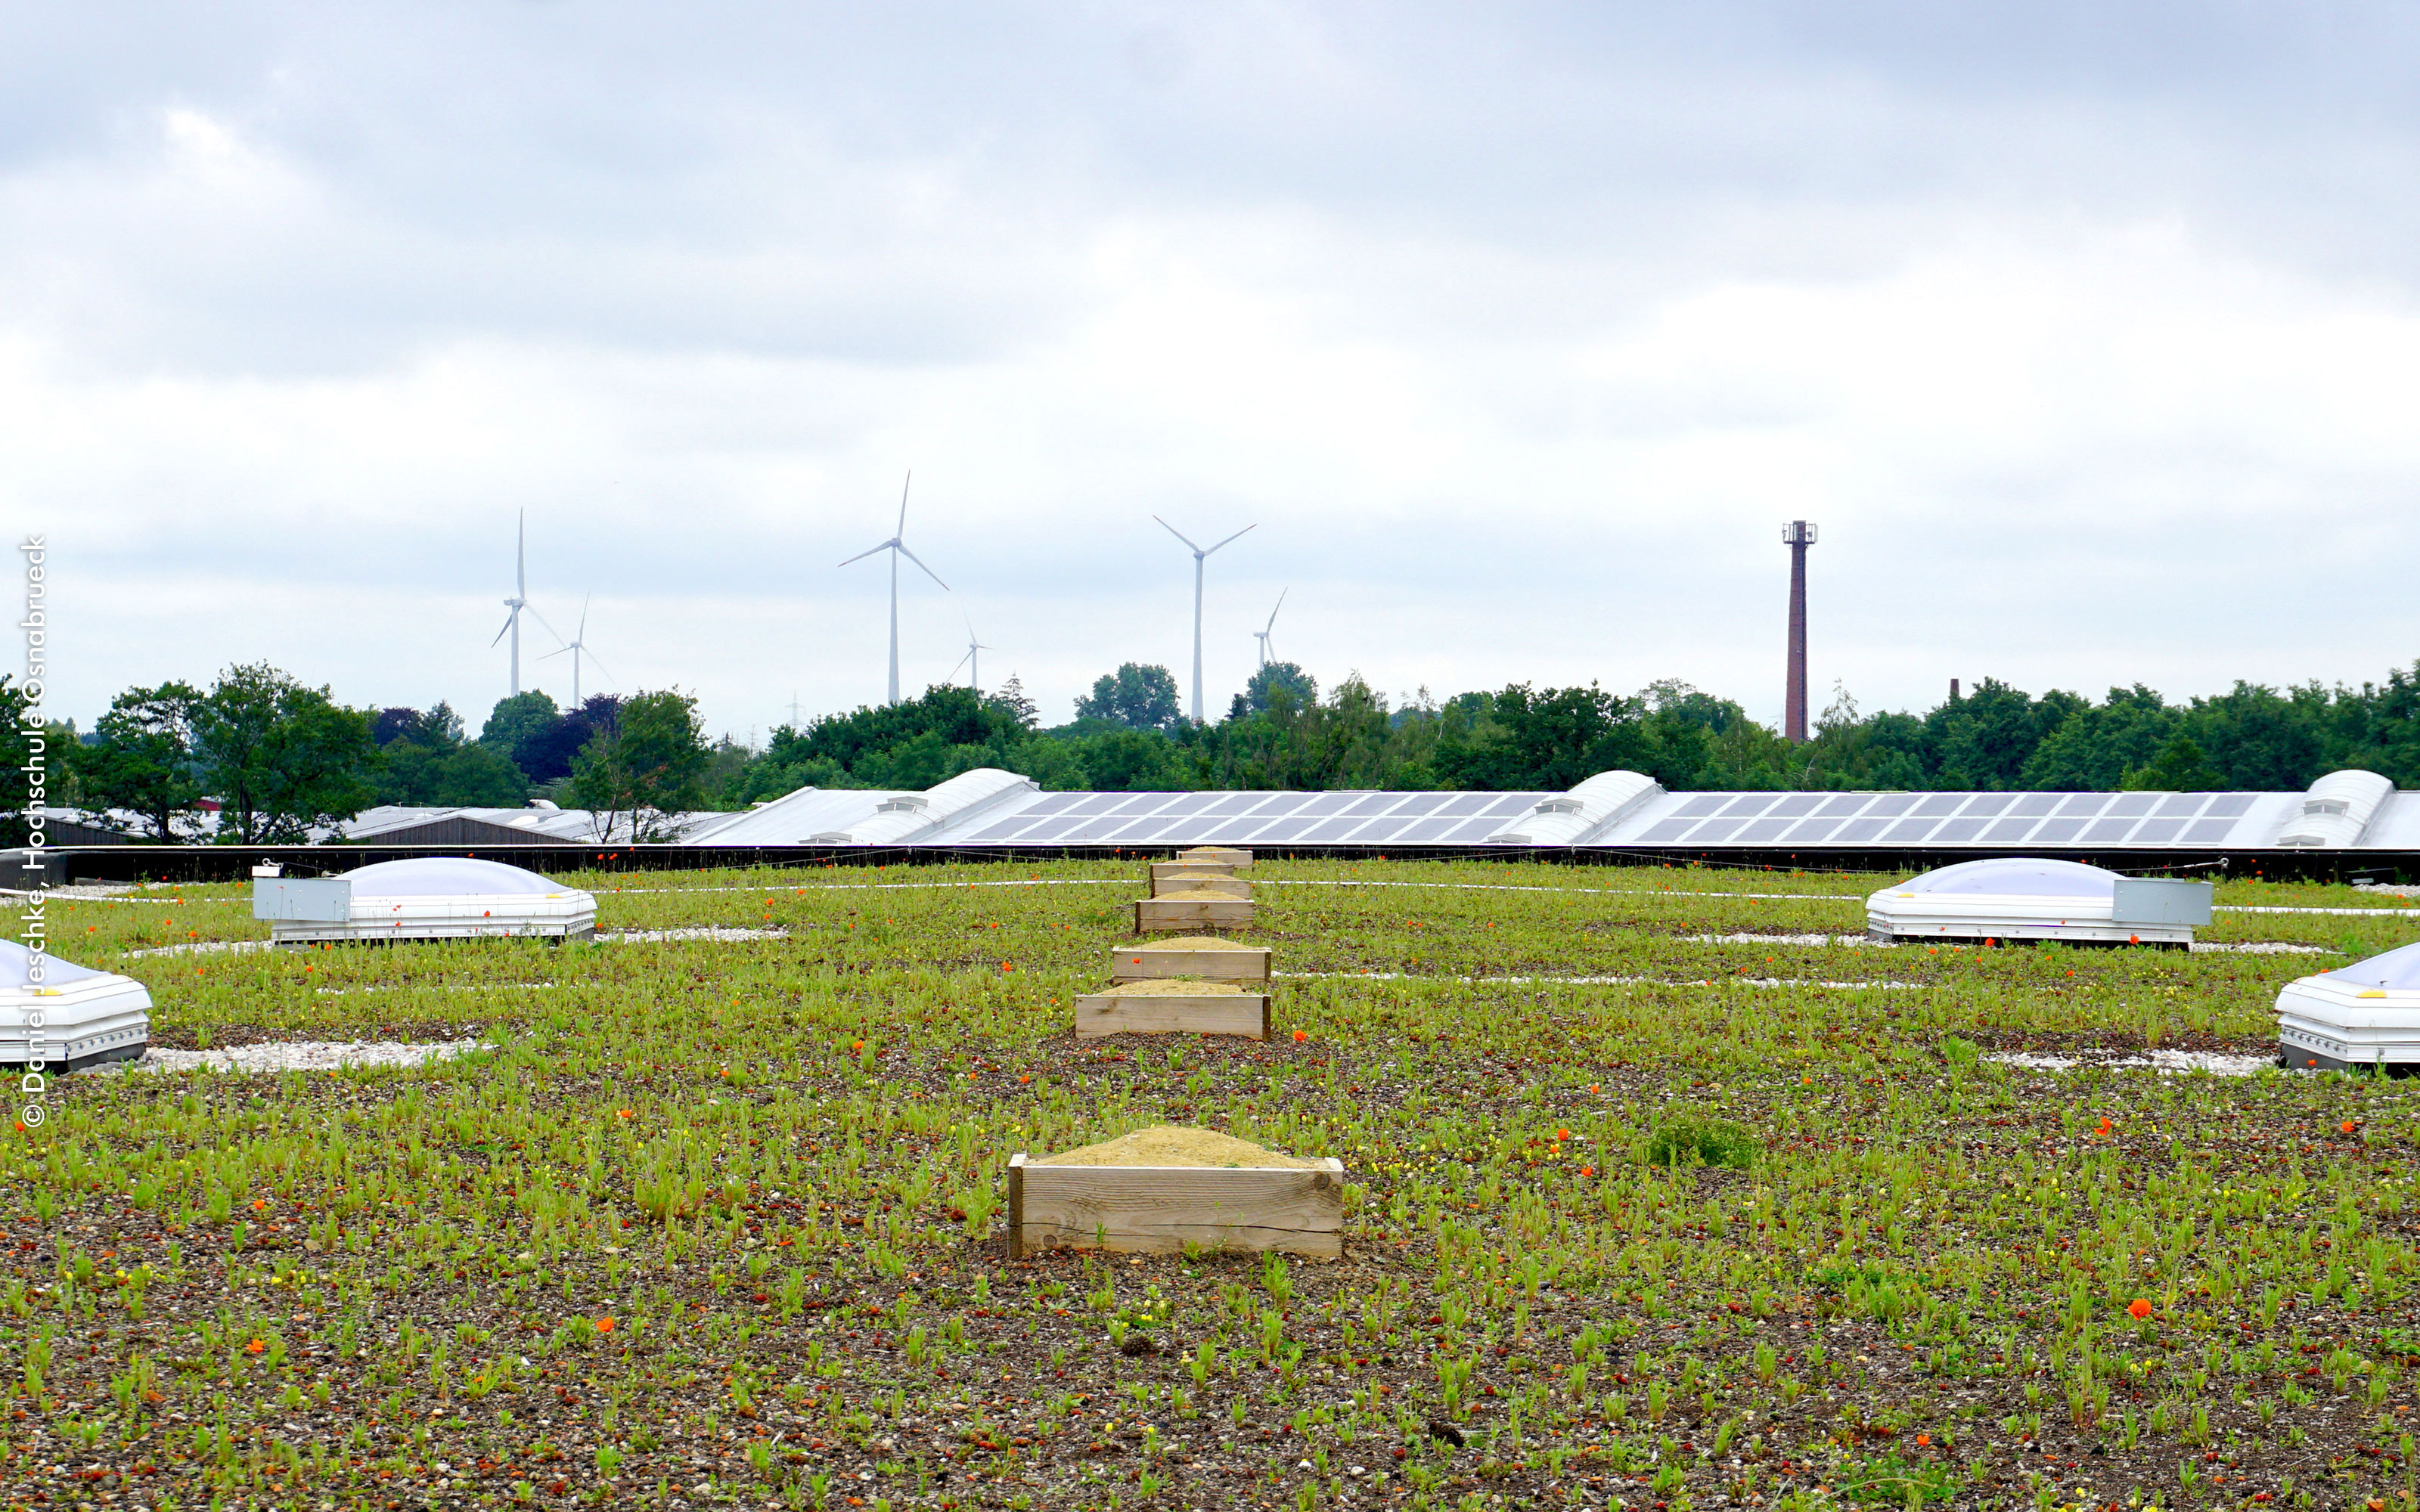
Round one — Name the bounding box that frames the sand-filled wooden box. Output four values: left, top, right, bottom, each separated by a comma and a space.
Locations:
1149, 869, 1251, 900
1151, 860, 1236, 886
1075, 980, 1270, 1040
1109, 937, 1272, 985
1008, 1129, 1341, 1259
1177, 847, 1252, 870
1135, 895, 1255, 934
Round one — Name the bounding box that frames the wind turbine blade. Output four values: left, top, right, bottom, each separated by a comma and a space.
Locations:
1264, 587, 1287, 633
837, 541, 893, 568
538, 645, 572, 661
895, 541, 949, 590
1204, 522, 1257, 556
950, 648, 974, 676
526, 607, 566, 647
1153, 516, 1203, 553
584, 649, 616, 684
897, 471, 912, 535
517, 510, 526, 598
577, 594, 589, 641
490, 612, 515, 648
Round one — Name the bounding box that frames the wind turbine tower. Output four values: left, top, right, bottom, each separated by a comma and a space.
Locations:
539, 596, 613, 706
490, 510, 560, 697
952, 620, 993, 693
1253, 589, 1288, 669
839, 472, 950, 705
1154, 516, 1255, 724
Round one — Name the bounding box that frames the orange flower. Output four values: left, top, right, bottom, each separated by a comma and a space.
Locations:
594, 1317, 616, 1334
1292, 1030, 1308, 1043
2127, 1299, 2152, 1320
2342, 1120, 2360, 1135
616, 1109, 633, 1120
1556, 1128, 1570, 1141
1916, 1433, 1930, 1446
850, 1040, 864, 1052
246, 1338, 265, 1353
1018, 1074, 1031, 1084
2095, 1117, 2113, 1137
253, 1198, 268, 1211
1579, 1166, 1593, 1178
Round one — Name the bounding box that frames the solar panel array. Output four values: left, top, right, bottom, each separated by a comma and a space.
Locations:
937, 789, 1556, 847
1624, 790, 2262, 847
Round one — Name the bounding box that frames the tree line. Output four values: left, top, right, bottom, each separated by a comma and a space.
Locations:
20, 655, 2420, 844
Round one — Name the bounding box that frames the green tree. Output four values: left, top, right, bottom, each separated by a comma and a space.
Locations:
191, 664, 380, 844
1236, 662, 1317, 717
2120, 733, 2225, 791
68, 682, 205, 841
1073, 663, 1184, 732
570, 689, 710, 841
479, 691, 563, 775
0, 676, 34, 847
2018, 686, 2178, 791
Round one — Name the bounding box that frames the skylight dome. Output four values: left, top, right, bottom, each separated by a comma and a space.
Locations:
1866, 857, 2209, 947
2276, 942, 2420, 1074
255, 857, 596, 945
0, 942, 150, 1073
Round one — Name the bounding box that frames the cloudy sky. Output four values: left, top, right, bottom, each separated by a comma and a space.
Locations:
11, 2, 2420, 740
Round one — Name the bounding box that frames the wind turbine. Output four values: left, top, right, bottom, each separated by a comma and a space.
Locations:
1253, 588, 1288, 669
538, 596, 613, 706
839, 472, 949, 705
1154, 516, 1255, 724
489, 510, 562, 697
951, 618, 993, 693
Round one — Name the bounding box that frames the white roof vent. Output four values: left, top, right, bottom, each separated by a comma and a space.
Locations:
1486, 770, 1663, 844
2276, 770, 2393, 848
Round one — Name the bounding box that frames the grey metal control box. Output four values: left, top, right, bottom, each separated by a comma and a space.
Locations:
2110, 878, 2214, 927
252, 878, 352, 922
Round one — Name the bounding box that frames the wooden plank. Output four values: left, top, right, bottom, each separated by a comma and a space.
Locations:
1108, 943, 1272, 984
1075, 990, 1270, 1040
1134, 897, 1255, 934
1178, 847, 1252, 870
1150, 875, 1250, 900
1007, 1155, 1342, 1259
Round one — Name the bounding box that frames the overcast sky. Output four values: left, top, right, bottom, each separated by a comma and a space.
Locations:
11, 2, 2420, 741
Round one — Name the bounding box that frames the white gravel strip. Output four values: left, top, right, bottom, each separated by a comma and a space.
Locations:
597, 926, 786, 942
2191, 941, 2335, 954
1987, 1049, 2285, 1077
1690, 932, 1883, 947
1277, 971, 1924, 990
125, 939, 274, 958
92, 1038, 493, 1076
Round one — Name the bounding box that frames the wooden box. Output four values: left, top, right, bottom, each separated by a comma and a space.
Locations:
1008, 1154, 1342, 1258
1150, 872, 1250, 900
1151, 860, 1235, 885
1135, 897, 1255, 934
1108, 941, 1271, 985
1074, 987, 1270, 1040
1177, 847, 1252, 870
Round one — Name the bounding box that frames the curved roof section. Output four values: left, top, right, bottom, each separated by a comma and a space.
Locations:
2315, 941, 2420, 993
341, 857, 566, 896
0, 941, 110, 989
1891, 857, 2121, 899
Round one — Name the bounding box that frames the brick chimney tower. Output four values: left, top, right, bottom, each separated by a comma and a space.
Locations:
1782, 521, 1817, 742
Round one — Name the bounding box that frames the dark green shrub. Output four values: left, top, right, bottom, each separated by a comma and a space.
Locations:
1642, 1116, 1758, 1170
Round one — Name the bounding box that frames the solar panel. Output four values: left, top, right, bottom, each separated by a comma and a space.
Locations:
1718, 795, 1775, 817
1865, 794, 1919, 818
1688, 818, 1747, 842
1485, 793, 1548, 814
1436, 793, 1496, 816
1884, 819, 1939, 842
1006, 815, 1087, 842
1637, 817, 1700, 843
1389, 792, 1455, 816
1442, 815, 1508, 842
1063, 792, 1128, 816
2083, 817, 2138, 843
2153, 793, 2205, 817
1197, 792, 1266, 816
1298, 816, 1373, 844
1963, 792, 2014, 815
1932, 817, 1987, 842
1913, 794, 1965, 817
2203, 794, 2257, 818
1817, 795, 1871, 817
2009, 793, 2060, 817
1769, 793, 1823, 817
1784, 818, 1843, 841
2132, 818, 2186, 843
1674, 795, 1730, 818
2183, 817, 2238, 843
2031, 818, 2086, 843
2055, 793, 2107, 817
1735, 817, 1795, 842
1832, 817, 1889, 842
1983, 818, 2037, 842
2106, 794, 2155, 817
1015, 792, 1084, 816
